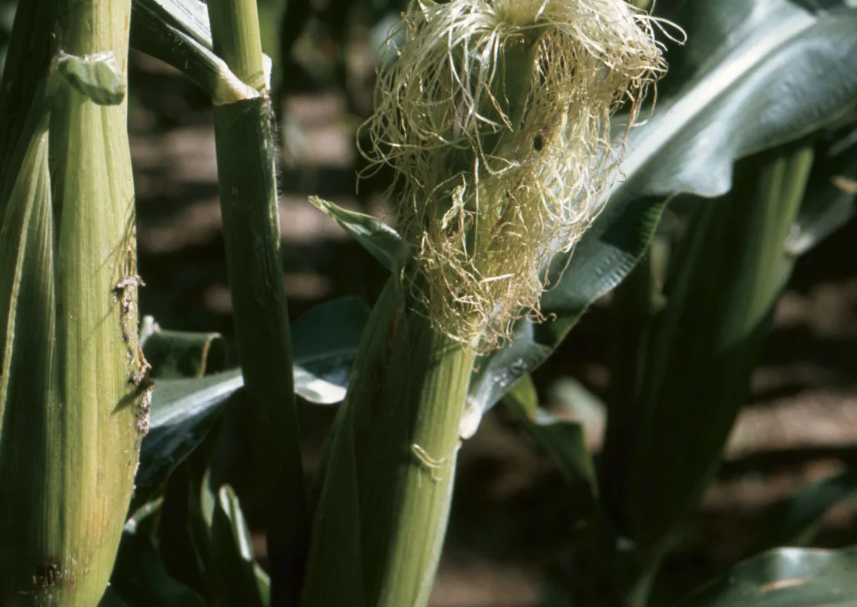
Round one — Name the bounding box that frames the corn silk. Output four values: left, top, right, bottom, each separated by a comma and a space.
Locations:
361, 0, 677, 351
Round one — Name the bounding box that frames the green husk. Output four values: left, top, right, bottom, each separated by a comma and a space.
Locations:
0, 1, 145, 605
302, 277, 474, 607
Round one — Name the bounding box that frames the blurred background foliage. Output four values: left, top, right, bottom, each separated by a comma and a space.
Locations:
2, 0, 855, 605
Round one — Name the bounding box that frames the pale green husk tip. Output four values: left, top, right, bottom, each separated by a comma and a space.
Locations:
361, 0, 682, 351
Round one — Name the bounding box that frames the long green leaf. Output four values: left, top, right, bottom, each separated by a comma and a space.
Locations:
617, 143, 814, 563
131, 296, 370, 512
130, 371, 241, 513
291, 296, 372, 404
466, 196, 668, 432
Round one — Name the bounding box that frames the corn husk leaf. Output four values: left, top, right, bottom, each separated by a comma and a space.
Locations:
0, 113, 53, 448
308, 196, 403, 271
0, 85, 143, 607
0, 110, 58, 600
0, 0, 146, 604
303, 278, 474, 607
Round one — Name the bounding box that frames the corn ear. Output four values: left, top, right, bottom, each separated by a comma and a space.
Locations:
303, 277, 474, 607
0, 1, 146, 604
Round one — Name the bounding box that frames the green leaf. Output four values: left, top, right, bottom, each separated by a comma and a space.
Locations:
254, 564, 271, 607
131, 296, 369, 512
503, 376, 598, 494
56, 51, 126, 105
505, 377, 634, 607
107, 517, 209, 607
0, 110, 63, 600
620, 0, 857, 200
788, 125, 857, 255
131, 371, 241, 513
154, 424, 225, 602
308, 196, 403, 271
674, 546, 857, 607
752, 470, 857, 553
132, 0, 213, 49
141, 322, 228, 379
467, 0, 857, 426
130, 0, 259, 104
291, 296, 372, 404
617, 143, 814, 560
209, 485, 266, 607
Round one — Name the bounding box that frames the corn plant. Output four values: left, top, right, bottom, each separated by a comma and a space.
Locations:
0, 0, 855, 607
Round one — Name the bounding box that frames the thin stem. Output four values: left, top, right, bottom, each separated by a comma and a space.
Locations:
207, 0, 267, 91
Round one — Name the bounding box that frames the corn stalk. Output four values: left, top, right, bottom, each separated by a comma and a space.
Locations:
204, 0, 308, 605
